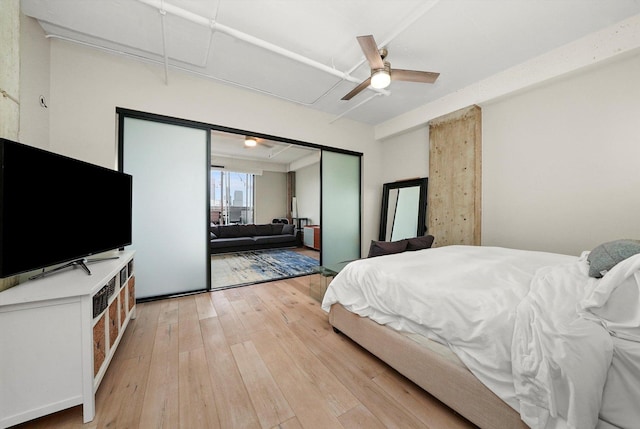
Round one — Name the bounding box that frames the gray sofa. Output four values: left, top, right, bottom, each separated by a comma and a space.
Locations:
210, 223, 297, 254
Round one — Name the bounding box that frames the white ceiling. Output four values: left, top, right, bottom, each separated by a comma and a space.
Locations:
21, 0, 640, 127
210, 130, 319, 169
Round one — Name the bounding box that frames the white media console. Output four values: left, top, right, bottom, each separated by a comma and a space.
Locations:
0, 250, 136, 428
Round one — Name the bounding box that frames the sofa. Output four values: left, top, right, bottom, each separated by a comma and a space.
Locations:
210, 223, 297, 254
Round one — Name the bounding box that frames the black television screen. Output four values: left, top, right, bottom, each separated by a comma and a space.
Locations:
0, 138, 132, 278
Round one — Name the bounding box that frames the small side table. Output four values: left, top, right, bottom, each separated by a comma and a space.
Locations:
309, 265, 338, 302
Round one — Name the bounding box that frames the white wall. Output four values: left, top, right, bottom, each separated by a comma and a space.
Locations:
19, 15, 49, 149
255, 171, 287, 224
295, 162, 320, 225
379, 125, 429, 184
482, 52, 640, 255
36, 37, 381, 251
1, 0, 20, 141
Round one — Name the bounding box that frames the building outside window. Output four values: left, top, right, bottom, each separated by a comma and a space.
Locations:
210, 170, 254, 225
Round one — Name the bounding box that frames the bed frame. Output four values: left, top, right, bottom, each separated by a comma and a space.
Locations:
329, 304, 528, 429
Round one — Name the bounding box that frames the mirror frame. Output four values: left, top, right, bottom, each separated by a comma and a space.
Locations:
379, 178, 428, 241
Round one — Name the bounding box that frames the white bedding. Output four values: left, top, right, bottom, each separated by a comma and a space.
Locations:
321, 245, 640, 429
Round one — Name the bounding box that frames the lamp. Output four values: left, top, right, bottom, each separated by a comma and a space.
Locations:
370, 61, 391, 89
244, 136, 257, 147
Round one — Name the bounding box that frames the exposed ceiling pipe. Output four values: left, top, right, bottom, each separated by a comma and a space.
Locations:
268, 144, 293, 159
345, 0, 441, 76
45, 34, 325, 107
329, 93, 383, 124
331, 0, 441, 120
135, 0, 387, 94
158, 1, 170, 84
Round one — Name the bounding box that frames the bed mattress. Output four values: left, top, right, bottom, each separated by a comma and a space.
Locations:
323, 245, 640, 429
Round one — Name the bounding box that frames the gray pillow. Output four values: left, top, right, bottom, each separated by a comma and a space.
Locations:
587, 239, 640, 278
282, 224, 294, 235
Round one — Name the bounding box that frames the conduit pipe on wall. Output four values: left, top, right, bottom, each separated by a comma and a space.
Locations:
158, 3, 170, 85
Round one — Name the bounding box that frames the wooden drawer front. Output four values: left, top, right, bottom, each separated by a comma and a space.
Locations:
128, 276, 135, 312
108, 299, 119, 347
93, 314, 106, 376
119, 287, 127, 325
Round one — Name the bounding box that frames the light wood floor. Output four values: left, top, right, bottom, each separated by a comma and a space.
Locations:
16, 276, 476, 429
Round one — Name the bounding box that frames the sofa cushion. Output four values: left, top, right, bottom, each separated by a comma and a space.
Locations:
209, 237, 256, 248
218, 224, 241, 238
255, 224, 273, 236
237, 224, 257, 237
210, 225, 219, 237
254, 235, 297, 245
271, 223, 284, 234
282, 224, 295, 235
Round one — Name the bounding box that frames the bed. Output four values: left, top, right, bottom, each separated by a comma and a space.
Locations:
321, 243, 640, 429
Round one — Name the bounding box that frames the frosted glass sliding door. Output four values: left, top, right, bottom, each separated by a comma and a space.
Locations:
321, 150, 361, 272
121, 116, 209, 299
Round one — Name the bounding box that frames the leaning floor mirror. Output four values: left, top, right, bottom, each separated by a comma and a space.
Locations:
379, 178, 428, 241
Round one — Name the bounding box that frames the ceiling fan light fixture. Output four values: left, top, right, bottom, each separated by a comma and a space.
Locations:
370, 69, 390, 89
370, 61, 391, 89
244, 137, 257, 147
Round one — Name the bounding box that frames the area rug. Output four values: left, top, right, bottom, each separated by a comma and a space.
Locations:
211, 249, 319, 289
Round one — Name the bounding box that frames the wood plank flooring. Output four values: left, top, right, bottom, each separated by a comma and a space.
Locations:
15, 276, 477, 429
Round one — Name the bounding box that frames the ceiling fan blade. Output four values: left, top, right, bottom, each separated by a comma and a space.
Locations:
341, 77, 372, 101
357, 35, 384, 70
392, 69, 440, 83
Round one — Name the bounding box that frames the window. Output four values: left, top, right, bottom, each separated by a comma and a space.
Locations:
210, 170, 255, 225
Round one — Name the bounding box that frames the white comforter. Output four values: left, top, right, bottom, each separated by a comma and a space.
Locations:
321, 245, 640, 429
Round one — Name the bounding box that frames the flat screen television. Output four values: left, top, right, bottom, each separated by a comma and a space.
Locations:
0, 138, 133, 279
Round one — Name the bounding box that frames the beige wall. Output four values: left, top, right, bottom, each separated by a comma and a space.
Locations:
379, 125, 429, 185
482, 52, 640, 255
28, 17, 638, 257
0, 0, 21, 291
379, 53, 640, 255
0, 0, 20, 141
295, 162, 320, 225
33, 37, 381, 250
19, 14, 49, 149
255, 171, 287, 224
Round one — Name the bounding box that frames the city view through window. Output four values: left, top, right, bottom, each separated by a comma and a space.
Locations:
210, 170, 255, 225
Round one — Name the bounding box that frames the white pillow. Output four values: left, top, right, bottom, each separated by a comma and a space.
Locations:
582, 253, 640, 342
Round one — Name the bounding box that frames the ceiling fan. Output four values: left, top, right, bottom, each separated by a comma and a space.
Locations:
341, 35, 440, 101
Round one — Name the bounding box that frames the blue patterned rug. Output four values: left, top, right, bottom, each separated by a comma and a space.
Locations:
211, 249, 319, 289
